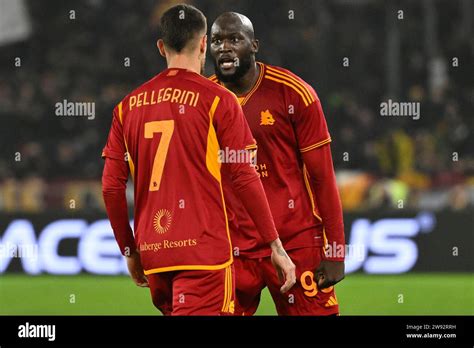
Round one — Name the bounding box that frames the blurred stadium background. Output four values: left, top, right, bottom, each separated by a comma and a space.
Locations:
0, 0, 473, 315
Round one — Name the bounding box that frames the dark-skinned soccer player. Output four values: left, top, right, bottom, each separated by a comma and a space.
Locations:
209, 12, 345, 315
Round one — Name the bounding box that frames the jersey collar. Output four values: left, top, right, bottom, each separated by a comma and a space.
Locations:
239, 62, 265, 106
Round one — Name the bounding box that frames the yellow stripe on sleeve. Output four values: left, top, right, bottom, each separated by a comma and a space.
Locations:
300, 138, 332, 153
266, 67, 315, 104
264, 75, 311, 106
244, 144, 258, 150
302, 165, 323, 222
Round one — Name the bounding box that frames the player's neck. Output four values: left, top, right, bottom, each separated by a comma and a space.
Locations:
224, 62, 259, 97
166, 54, 201, 75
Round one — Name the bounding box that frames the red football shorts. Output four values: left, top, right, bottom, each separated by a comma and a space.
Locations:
147, 264, 235, 315
234, 247, 339, 316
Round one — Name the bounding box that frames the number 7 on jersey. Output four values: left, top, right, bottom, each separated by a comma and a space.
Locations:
144, 120, 174, 191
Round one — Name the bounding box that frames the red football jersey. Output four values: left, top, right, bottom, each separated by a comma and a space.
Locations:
211, 63, 331, 258
102, 68, 256, 274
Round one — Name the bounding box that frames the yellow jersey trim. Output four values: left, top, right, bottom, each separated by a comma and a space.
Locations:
205, 96, 234, 268
144, 258, 233, 275
221, 266, 229, 312
227, 266, 234, 313
265, 75, 310, 107
206, 96, 222, 182
209, 63, 263, 107
240, 62, 265, 106
221, 265, 233, 313
302, 165, 323, 222
118, 102, 124, 124
266, 66, 315, 105
323, 227, 328, 249
218, 178, 234, 266
118, 102, 135, 181
244, 144, 258, 150
300, 137, 332, 153
227, 266, 232, 312
266, 70, 314, 105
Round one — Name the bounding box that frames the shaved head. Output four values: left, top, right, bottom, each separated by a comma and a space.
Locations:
210, 12, 259, 84
212, 12, 255, 40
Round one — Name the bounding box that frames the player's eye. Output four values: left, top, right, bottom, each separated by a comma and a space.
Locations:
212, 38, 221, 44
231, 37, 240, 43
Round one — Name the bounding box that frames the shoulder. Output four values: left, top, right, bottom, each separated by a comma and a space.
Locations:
195, 73, 229, 96
194, 74, 240, 106
208, 74, 218, 83
115, 72, 163, 111
116, 71, 236, 110
205, 74, 237, 101
262, 63, 319, 107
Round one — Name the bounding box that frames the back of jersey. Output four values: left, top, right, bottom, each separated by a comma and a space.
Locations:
103, 68, 254, 274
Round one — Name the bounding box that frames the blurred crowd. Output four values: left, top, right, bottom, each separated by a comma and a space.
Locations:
0, 0, 473, 212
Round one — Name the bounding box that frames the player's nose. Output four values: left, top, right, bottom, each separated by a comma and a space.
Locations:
219, 39, 232, 53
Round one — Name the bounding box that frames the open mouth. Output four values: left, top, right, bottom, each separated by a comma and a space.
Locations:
218, 57, 236, 70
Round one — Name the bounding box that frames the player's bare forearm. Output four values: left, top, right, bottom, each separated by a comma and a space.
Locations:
269, 238, 296, 293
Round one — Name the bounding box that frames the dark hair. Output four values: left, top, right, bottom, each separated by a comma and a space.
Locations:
159, 4, 207, 53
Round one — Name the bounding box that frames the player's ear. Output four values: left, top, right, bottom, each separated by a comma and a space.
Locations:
200, 35, 207, 54
157, 39, 166, 58
252, 39, 259, 54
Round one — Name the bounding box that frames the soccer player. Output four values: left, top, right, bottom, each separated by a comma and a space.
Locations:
209, 12, 345, 315
101, 4, 295, 316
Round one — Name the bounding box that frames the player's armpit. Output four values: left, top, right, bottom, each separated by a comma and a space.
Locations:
102, 157, 135, 256
301, 144, 345, 261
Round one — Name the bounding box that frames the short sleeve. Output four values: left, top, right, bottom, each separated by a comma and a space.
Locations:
102, 105, 127, 161
292, 89, 331, 153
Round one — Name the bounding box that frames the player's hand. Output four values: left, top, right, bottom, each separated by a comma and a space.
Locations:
270, 238, 296, 293
126, 251, 149, 287
315, 260, 344, 289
